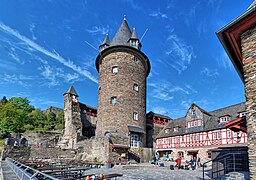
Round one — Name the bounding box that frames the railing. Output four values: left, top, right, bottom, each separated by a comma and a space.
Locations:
6, 157, 58, 180
202, 152, 249, 180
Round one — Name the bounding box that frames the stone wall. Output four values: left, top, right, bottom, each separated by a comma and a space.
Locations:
160, 147, 212, 164
96, 49, 147, 146
129, 147, 154, 163
77, 137, 110, 163
241, 25, 256, 179
22, 132, 61, 147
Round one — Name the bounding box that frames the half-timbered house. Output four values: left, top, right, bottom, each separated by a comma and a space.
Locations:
156, 102, 247, 163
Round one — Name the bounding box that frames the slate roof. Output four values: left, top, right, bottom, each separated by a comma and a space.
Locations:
147, 111, 172, 120
128, 124, 146, 134
130, 28, 139, 40
63, 86, 78, 97
110, 17, 132, 46
157, 102, 245, 138
101, 34, 110, 46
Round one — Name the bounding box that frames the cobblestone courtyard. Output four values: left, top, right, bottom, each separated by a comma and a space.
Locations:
84, 163, 212, 180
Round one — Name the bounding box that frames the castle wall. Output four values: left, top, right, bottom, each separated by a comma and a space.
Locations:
241, 25, 256, 178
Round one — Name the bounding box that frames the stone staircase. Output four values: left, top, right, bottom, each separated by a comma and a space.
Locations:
29, 147, 76, 161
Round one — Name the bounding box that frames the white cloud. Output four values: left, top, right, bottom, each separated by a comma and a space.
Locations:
181, 99, 210, 110
0, 73, 33, 87
8, 47, 24, 64
29, 23, 37, 40
200, 67, 219, 77
165, 31, 196, 74
86, 25, 109, 35
152, 106, 171, 116
185, 84, 198, 94
217, 51, 233, 70
0, 22, 98, 83
39, 65, 80, 87
121, 0, 140, 10
149, 10, 168, 19
148, 81, 196, 101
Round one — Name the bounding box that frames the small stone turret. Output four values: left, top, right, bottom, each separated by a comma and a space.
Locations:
57, 86, 82, 149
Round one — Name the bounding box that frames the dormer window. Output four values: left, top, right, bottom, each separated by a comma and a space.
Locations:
219, 116, 230, 123
112, 66, 118, 74
165, 128, 170, 134
174, 127, 179, 132
239, 111, 246, 118
191, 109, 196, 116
130, 40, 137, 46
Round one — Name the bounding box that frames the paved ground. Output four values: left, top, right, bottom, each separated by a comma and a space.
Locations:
0, 161, 19, 180
84, 162, 212, 180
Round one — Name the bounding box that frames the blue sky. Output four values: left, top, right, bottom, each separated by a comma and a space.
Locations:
0, 0, 252, 119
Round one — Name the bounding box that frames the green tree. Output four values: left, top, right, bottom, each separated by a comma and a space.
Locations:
55, 110, 64, 130
0, 97, 34, 137
28, 109, 47, 130
0, 96, 8, 104
47, 111, 57, 130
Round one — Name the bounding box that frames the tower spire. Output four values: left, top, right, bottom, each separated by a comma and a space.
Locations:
63, 86, 78, 97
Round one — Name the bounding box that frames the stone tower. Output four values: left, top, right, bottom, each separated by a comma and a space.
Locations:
95, 17, 150, 148
58, 86, 82, 148
217, 1, 256, 178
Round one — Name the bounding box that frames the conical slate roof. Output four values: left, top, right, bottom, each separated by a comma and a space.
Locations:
111, 17, 132, 46
130, 28, 139, 40
101, 34, 110, 46
63, 86, 78, 97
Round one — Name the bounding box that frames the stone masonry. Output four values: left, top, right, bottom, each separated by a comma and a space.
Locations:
58, 91, 82, 149
96, 49, 148, 146
241, 25, 256, 179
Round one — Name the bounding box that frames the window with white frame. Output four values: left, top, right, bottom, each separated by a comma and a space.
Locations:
174, 127, 178, 132
219, 116, 227, 123
228, 131, 232, 138
112, 66, 118, 74
198, 120, 201, 126
110, 96, 117, 105
130, 134, 139, 148
191, 109, 196, 116
133, 83, 139, 91
213, 132, 217, 140
187, 122, 191, 128
239, 112, 246, 118
165, 128, 170, 134
133, 112, 138, 120
191, 121, 194, 127
217, 131, 221, 139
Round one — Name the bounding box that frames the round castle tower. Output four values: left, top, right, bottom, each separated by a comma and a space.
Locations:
95, 17, 150, 148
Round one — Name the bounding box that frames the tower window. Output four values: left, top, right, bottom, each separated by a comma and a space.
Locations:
130, 40, 137, 46
110, 96, 117, 105
133, 83, 139, 91
130, 134, 139, 148
112, 66, 118, 74
134, 56, 139, 63
133, 112, 138, 120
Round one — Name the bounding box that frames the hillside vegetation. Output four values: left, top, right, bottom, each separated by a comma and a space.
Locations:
0, 96, 64, 139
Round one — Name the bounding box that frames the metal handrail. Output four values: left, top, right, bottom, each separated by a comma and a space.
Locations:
202, 153, 241, 180
6, 157, 59, 180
